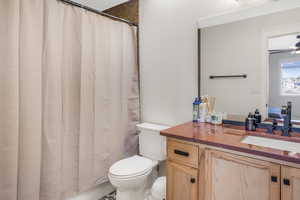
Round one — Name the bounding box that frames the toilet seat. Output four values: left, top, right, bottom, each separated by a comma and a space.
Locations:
109, 155, 156, 179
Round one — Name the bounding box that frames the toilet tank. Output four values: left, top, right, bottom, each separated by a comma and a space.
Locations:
136, 123, 170, 161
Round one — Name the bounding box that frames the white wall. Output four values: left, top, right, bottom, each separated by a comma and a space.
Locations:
139, 0, 245, 126
201, 8, 300, 117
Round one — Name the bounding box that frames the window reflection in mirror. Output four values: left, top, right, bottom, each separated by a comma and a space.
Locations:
268, 33, 300, 121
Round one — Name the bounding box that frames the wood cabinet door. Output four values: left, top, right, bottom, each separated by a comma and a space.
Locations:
281, 166, 300, 200
203, 150, 280, 200
167, 161, 198, 200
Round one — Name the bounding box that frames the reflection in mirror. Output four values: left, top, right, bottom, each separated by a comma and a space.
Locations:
200, 7, 300, 124
268, 33, 300, 121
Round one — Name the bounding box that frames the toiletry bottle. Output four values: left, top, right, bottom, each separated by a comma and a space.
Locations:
193, 97, 200, 123
198, 98, 207, 123
245, 113, 250, 130
245, 113, 256, 131
254, 109, 262, 124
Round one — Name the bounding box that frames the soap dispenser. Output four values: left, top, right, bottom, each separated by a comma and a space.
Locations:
245, 113, 256, 131
254, 109, 262, 124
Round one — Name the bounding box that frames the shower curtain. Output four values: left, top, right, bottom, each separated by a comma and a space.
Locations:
0, 0, 140, 200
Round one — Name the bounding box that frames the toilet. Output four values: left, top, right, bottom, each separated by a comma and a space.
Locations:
108, 123, 170, 200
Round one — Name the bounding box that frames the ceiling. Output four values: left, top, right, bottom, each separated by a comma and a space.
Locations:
72, 0, 129, 11
198, 0, 300, 28
71, 0, 300, 27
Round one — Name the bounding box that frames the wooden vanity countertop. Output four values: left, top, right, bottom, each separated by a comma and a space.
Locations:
160, 122, 300, 165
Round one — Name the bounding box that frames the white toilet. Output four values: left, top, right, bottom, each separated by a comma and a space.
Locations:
108, 123, 170, 200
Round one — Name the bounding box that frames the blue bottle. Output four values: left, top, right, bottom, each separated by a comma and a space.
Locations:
193, 97, 200, 123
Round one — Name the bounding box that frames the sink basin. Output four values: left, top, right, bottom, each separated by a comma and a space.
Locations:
241, 136, 300, 153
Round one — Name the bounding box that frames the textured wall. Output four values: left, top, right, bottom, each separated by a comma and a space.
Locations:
104, 0, 138, 24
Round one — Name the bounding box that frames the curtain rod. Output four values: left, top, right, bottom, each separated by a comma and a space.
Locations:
58, 0, 138, 27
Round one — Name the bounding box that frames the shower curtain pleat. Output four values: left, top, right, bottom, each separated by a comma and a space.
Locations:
60, 5, 82, 198
94, 18, 125, 182
18, 0, 44, 199
78, 11, 97, 191
0, 0, 139, 200
93, 17, 114, 185
0, 1, 20, 200
78, 12, 139, 191
122, 25, 140, 157
40, 0, 64, 199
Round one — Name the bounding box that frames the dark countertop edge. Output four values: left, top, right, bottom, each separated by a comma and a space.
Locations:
161, 132, 300, 165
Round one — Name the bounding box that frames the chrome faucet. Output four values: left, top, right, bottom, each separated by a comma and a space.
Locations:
281, 102, 292, 137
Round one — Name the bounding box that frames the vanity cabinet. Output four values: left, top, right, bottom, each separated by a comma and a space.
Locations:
167, 161, 198, 200
281, 166, 300, 200
166, 138, 300, 200
202, 150, 280, 200
166, 139, 199, 200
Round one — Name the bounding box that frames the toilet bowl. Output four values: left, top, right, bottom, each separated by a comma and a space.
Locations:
108, 156, 158, 200
108, 123, 170, 200
150, 177, 166, 200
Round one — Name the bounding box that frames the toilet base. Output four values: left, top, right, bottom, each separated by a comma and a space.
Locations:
116, 189, 162, 200
116, 187, 147, 200
111, 166, 165, 200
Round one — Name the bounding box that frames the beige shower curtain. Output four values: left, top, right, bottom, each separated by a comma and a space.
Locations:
0, 0, 139, 200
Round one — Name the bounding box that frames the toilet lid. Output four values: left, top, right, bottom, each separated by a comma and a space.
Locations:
109, 155, 154, 177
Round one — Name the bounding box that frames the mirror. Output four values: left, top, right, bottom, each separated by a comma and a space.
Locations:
268, 33, 300, 121
200, 7, 300, 123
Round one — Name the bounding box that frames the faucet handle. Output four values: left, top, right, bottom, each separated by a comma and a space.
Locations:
268, 119, 278, 134
272, 119, 278, 127
281, 106, 288, 115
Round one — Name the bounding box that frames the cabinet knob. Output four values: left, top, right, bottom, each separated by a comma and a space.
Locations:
283, 179, 290, 186
190, 178, 196, 183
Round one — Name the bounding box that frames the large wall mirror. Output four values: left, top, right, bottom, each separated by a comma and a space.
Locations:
268, 33, 300, 120
200, 7, 300, 122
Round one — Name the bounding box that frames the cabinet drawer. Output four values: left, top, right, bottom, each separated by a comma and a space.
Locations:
167, 139, 199, 168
